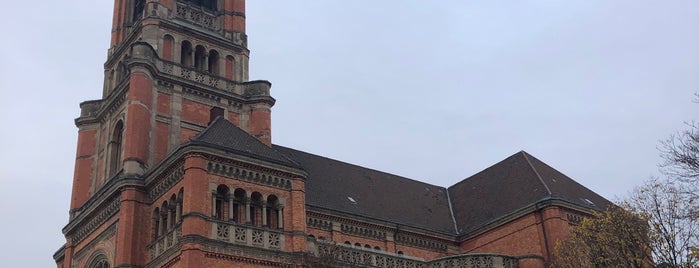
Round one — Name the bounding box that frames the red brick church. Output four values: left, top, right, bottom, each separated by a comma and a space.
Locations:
54, 1, 611, 267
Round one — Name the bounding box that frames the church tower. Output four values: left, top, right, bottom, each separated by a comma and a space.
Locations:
55, 1, 309, 267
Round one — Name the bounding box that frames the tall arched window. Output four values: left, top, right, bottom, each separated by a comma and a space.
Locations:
213, 185, 229, 220
267, 195, 282, 229
115, 62, 128, 84
132, 0, 145, 22
180, 41, 193, 67
225, 55, 235, 80
108, 121, 124, 177
233, 188, 246, 224
250, 192, 263, 226
152, 207, 161, 240
208, 49, 219, 75
194, 45, 206, 71
184, 0, 217, 11
162, 35, 175, 61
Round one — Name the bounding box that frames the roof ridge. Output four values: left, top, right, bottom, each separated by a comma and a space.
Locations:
273, 144, 445, 189
445, 189, 459, 234
521, 151, 552, 195
191, 116, 225, 141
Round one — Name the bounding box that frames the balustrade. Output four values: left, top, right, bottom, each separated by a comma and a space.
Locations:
312, 241, 519, 268
175, 2, 219, 31
157, 60, 270, 98
149, 224, 182, 259
213, 222, 284, 250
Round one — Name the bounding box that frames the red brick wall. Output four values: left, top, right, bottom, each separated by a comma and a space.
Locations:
249, 107, 271, 145
154, 122, 169, 163
181, 99, 209, 126
70, 128, 97, 210
459, 213, 545, 256
124, 73, 153, 164
223, 0, 246, 33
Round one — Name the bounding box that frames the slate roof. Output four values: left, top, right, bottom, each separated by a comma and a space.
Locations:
448, 151, 612, 235
192, 118, 612, 236
190, 117, 299, 168
274, 145, 457, 234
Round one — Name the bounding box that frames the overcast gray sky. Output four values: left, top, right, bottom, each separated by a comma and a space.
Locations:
0, 1, 697, 267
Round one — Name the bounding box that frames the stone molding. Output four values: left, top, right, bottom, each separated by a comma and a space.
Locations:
307, 216, 332, 231
314, 241, 520, 268
147, 162, 185, 202
71, 197, 121, 244
206, 159, 293, 190
395, 233, 448, 252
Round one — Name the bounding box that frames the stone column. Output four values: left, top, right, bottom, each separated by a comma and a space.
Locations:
211, 193, 216, 218
158, 212, 165, 235
262, 202, 268, 227
277, 207, 284, 229
166, 206, 173, 230
228, 195, 235, 221
245, 200, 251, 224
175, 200, 182, 224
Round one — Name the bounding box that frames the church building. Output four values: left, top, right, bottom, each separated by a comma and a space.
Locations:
54, 1, 611, 267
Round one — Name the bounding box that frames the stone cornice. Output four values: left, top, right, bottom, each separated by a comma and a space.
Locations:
68, 197, 121, 244
63, 174, 145, 235
306, 206, 456, 240
75, 83, 128, 127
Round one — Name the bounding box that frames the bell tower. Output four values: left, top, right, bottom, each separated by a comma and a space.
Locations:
55, 1, 306, 268
69, 0, 274, 213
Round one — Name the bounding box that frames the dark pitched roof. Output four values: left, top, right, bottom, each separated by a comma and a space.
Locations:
448, 151, 612, 235
191, 117, 299, 168
274, 145, 457, 234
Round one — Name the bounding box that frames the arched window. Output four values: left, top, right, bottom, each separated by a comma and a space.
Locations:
214, 185, 229, 220
177, 188, 184, 223
194, 45, 206, 71
250, 192, 263, 226
132, 0, 145, 22
208, 49, 219, 75
169, 194, 178, 228
108, 121, 124, 177
160, 201, 169, 232
225, 55, 235, 80
87, 254, 110, 268
354, 243, 362, 248
152, 208, 161, 239
162, 35, 175, 61
266, 195, 282, 229
374, 246, 381, 251
233, 188, 246, 224
115, 62, 128, 84
180, 41, 193, 67
184, 0, 217, 11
